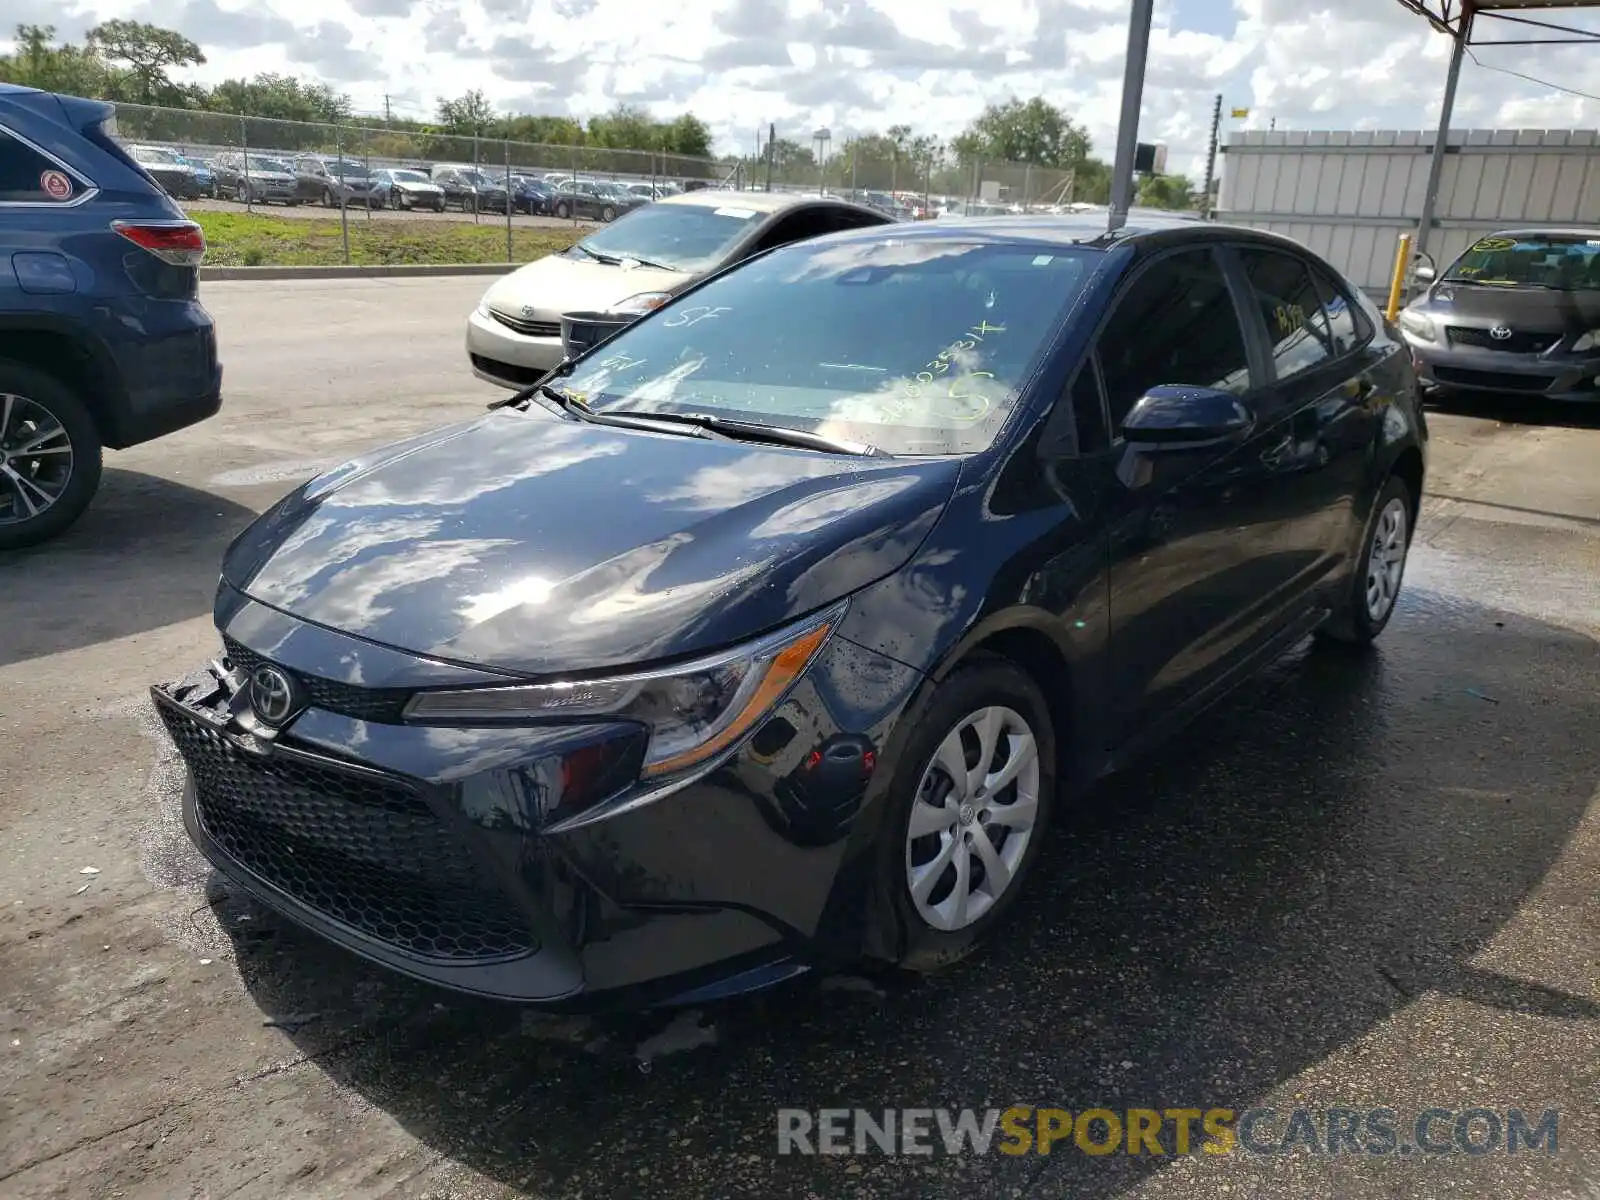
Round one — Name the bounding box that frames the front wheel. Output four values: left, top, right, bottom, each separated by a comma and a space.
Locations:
0, 361, 104, 550
322, 187, 335, 207
601, 204, 617, 222
1316, 474, 1415, 646
555, 201, 571, 219
871, 658, 1056, 973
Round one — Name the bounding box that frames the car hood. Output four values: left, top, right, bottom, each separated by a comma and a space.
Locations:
221, 411, 960, 676
250, 170, 295, 183
395, 180, 444, 192
482, 254, 696, 321
1423, 281, 1600, 333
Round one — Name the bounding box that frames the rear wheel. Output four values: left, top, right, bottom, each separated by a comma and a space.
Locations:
555, 200, 571, 219
1316, 474, 1415, 646
0, 361, 103, 551
601, 204, 617, 222
872, 658, 1056, 973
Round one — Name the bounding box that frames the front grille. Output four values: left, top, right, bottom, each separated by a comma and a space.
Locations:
488, 309, 561, 338
1444, 326, 1559, 354
223, 636, 410, 724
1432, 365, 1556, 393
159, 702, 535, 961
470, 353, 545, 386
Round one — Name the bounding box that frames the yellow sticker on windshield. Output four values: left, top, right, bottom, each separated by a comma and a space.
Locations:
1471, 236, 1515, 252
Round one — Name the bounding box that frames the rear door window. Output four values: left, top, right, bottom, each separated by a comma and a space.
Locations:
0, 126, 83, 203
1238, 248, 1337, 380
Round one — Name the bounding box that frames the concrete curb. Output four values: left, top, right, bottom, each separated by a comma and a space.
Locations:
201, 262, 520, 281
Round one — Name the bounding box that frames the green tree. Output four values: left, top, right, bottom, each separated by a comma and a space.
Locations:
585, 103, 657, 150
950, 97, 1092, 169
501, 113, 586, 145
1137, 173, 1195, 210
207, 74, 350, 124
86, 19, 204, 107
436, 89, 497, 136
0, 24, 118, 97
658, 113, 712, 158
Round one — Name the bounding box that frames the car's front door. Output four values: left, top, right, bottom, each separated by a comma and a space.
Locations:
1098, 245, 1324, 750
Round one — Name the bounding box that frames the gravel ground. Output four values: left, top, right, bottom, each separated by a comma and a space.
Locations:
1, 278, 1597, 1199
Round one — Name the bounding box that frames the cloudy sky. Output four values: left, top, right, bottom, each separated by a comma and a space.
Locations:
9, 0, 1600, 176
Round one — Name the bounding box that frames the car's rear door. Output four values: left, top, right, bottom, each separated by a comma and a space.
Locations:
1097, 244, 1324, 751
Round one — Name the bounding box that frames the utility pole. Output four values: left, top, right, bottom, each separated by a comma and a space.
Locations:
1107, 0, 1155, 231
765, 121, 775, 192
1201, 92, 1222, 220
383, 94, 392, 125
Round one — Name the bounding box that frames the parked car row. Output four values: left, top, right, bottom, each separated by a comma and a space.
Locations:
123, 140, 697, 222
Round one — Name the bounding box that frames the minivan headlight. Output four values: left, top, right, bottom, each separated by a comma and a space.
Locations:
403, 604, 843, 778
1572, 329, 1600, 353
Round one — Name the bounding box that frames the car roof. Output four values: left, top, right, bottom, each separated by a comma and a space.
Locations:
812, 213, 1328, 258
654, 189, 876, 215
1478, 227, 1600, 239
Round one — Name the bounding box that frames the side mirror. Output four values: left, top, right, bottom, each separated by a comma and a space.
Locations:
1122, 386, 1255, 448
1413, 252, 1437, 284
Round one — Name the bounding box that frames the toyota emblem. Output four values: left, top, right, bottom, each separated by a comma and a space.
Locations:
1489, 324, 1513, 341
248, 664, 299, 727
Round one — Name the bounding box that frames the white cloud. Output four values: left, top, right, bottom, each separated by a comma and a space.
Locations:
5, 0, 1597, 179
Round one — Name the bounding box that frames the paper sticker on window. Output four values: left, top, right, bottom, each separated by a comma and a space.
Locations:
1471, 236, 1515, 252
1032, 255, 1054, 266
39, 169, 73, 201
713, 207, 757, 219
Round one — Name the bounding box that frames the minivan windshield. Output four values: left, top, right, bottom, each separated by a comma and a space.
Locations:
388, 169, 431, 183
570, 202, 767, 273
1444, 233, 1600, 290
247, 156, 291, 174
559, 237, 1099, 455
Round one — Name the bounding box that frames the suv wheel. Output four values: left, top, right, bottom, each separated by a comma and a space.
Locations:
555, 200, 571, 219
0, 361, 104, 550
322, 187, 336, 207
601, 204, 617, 222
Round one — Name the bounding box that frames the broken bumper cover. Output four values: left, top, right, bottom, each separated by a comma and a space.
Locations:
150, 604, 921, 1008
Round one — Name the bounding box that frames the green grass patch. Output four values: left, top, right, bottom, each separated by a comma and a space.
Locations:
190, 209, 584, 267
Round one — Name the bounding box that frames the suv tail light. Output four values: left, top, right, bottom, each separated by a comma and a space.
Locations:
111, 219, 206, 267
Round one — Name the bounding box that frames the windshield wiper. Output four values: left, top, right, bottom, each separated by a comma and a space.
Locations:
619, 255, 676, 271
573, 244, 623, 265
609, 410, 890, 457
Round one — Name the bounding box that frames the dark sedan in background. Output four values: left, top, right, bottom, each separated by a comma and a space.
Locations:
1401, 228, 1600, 402
294, 156, 385, 207
549, 179, 648, 223
156, 215, 1424, 1010
126, 143, 201, 199
211, 152, 299, 205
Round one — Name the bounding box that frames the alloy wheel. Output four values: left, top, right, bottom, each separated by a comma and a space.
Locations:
904, 705, 1041, 933
0, 392, 74, 527
1365, 496, 1409, 622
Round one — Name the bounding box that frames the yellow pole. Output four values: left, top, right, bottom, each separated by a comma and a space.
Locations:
1385, 232, 1414, 321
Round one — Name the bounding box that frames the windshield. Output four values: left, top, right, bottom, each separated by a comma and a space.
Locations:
389, 169, 431, 183
559, 237, 1099, 455
247, 156, 290, 173
328, 161, 371, 178
1444, 234, 1600, 290
572, 203, 767, 272
462, 171, 499, 187
133, 147, 180, 165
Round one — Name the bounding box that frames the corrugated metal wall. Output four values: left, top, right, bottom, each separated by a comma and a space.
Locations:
1217, 129, 1600, 292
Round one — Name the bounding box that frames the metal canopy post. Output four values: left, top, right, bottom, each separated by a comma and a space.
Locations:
1108, 0, 1156, 231
1416, 2, 1472, 260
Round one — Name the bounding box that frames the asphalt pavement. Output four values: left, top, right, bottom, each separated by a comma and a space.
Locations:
1, 277, 1597, 1199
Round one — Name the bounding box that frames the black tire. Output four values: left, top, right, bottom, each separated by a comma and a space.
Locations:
0, 360, 104, 551
869, 656, 1057, 974
322, 187, 335, 207
555, 200, 571, 219
1316, 473, 1416, 646
601, 204, 617, 222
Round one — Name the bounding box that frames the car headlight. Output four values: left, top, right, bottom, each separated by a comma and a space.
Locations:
476, 293, 493, 318
609, 291, 673, 316
1572, 329, 1599, 353
1398, 308, 1436, 342
403, 604, 844, 779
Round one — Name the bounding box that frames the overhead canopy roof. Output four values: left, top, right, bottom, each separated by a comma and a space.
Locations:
1395, 0, 1600, 44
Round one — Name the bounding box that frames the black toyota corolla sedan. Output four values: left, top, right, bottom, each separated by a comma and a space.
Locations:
1399, 228, 1600, 401
154, 216, 1426, 1009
